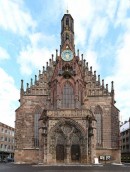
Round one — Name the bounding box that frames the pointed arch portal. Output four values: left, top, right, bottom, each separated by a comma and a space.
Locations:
49, 118, 87, 163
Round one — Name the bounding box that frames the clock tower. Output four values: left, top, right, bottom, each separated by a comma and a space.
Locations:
50, 11, 84, 109
61, 12, 75, 53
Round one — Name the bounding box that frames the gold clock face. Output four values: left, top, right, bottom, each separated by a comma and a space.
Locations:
61, 50, 73, 61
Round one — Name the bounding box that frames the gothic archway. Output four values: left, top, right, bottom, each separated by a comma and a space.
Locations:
49, 118, 86, 163
71, 144, 80, 161
56, 133, 65, 162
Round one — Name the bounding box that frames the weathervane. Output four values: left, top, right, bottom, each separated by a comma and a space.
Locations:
66, 1, 69, 14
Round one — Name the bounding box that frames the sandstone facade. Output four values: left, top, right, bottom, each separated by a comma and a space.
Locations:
15, 13, 121, 164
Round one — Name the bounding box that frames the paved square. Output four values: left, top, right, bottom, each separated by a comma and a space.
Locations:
0, 163, 130, 172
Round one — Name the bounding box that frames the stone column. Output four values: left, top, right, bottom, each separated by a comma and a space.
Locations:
87, 115, 95, 164
91, 120, 97, 163
57, 99, 61, 109
75, 95, 79, 109
42, 110, 48, 164
86, 128, 89, 163
88, 119, 96, 164
66, 145, 71, 164
65, 135, 71, 164
43, 137, 47, 163
38, 128, 44, 164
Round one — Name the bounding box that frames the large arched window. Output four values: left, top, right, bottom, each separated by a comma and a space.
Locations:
34, 113, 40, 147
94, 106, 102, 147
34, 106, 42, 148
62, 82, 74, 108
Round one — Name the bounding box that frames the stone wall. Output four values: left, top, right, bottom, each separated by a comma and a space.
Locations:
14, 149, 39, 164
96, 149, 121, 163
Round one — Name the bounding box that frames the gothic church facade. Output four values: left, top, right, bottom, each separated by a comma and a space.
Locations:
15, 13, 120, 164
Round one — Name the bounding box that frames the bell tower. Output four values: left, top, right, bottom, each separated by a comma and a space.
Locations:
61, 12, 75, 52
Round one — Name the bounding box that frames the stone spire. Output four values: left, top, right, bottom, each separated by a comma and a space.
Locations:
61, 12, 74, 52
20, 79, 24, 97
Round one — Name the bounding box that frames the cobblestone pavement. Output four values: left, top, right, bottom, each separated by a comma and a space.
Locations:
0, 163, 130, 172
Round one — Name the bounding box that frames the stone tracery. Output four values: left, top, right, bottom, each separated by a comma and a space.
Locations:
48, 118, 88, 163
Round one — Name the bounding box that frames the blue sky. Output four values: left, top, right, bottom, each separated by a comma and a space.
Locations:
0, 0, 130, 127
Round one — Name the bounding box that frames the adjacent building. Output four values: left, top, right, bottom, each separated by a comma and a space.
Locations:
120, 119, 130, 163
15, 12, 120, 164
0, 122, 14, 161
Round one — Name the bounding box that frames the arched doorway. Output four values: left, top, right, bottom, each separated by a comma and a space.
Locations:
56, 144, 64, 162
49, 119, 86, 164
71, 144, 80, 162
71, 131, 81, 162
55, 133, 65, 163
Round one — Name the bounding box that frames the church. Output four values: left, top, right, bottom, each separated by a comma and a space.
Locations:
15, 12, 121, 164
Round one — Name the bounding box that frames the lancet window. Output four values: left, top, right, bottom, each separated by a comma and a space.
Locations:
34, 113, 40, 147
62, 82, 74, 108
94, 106, 102, 147
53, 89, 57, 109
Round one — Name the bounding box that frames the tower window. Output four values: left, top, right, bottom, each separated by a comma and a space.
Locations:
66, 18, 69, 26
66, 33, 69, 40
62, 82, 74, 108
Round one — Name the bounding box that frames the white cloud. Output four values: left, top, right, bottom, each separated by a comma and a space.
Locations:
29, 33, 56, 48
17, 32, 57, 75
85, 50, 100, 72
88, 16, 109, 47
105, 30, 130, 122
0, 0, 36, 36
0, 47, 10, 60
106, 0, 119, 21
115, 33, 130, 121
0, 68, 19, 127
116, 0, 130, 26
116, 33, 130, 79
18, 45, 55, 75
65, 0, 95, 46
64, 0, 119, 48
